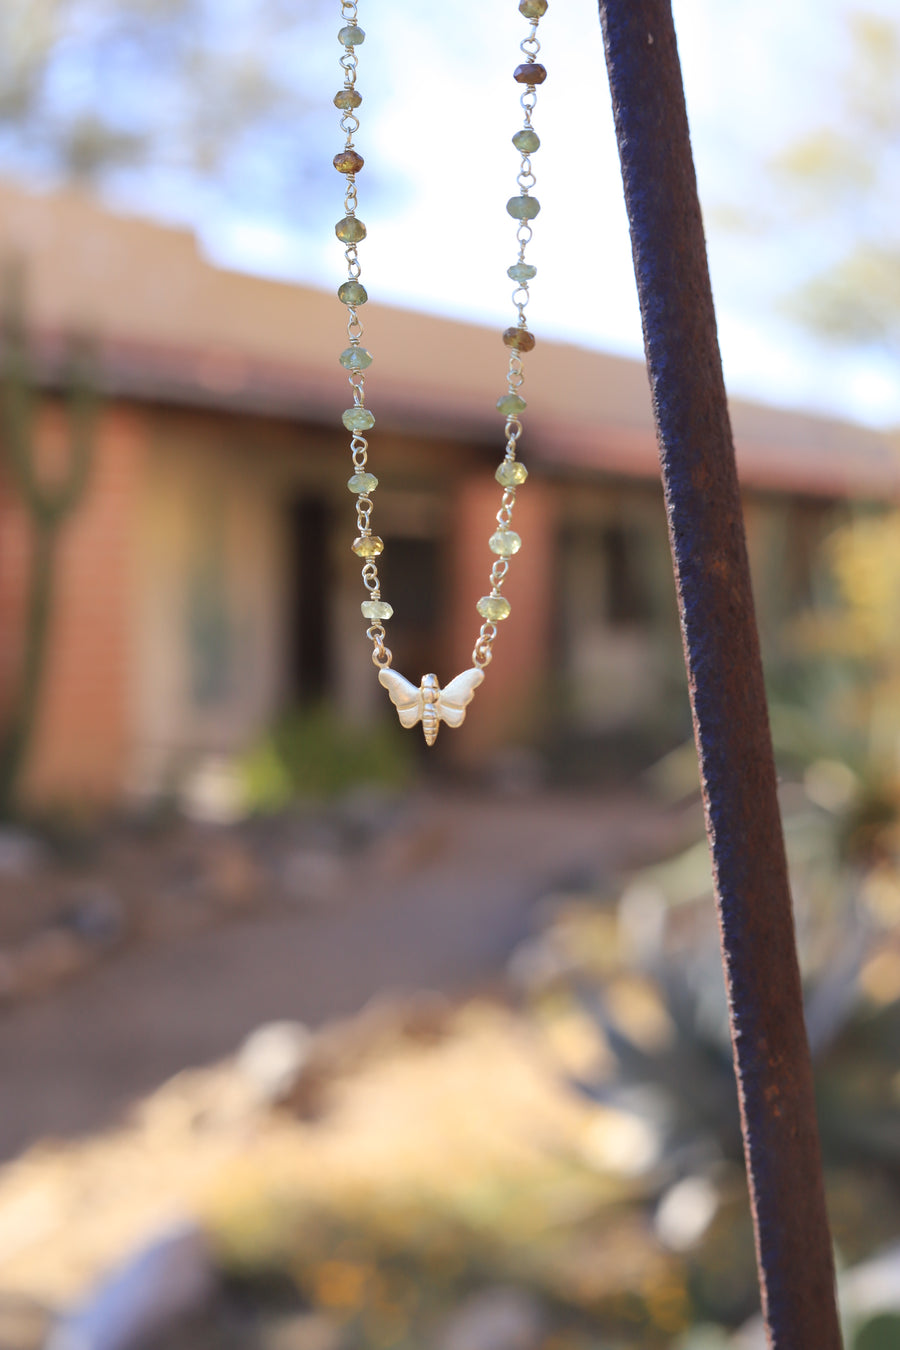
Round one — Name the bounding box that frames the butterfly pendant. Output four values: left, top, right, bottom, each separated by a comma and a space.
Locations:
378, 667, 485, 745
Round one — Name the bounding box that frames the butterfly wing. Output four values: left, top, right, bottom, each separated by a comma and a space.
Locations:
436, 666, 485, 728
378, 669, 424, 729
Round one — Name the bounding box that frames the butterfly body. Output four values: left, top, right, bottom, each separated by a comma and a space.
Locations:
378, 667, 484, 745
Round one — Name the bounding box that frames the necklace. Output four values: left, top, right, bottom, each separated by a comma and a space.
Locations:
332, 0, 548, 745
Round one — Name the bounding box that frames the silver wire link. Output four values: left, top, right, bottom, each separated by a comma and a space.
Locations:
361, 562, 381, 594
368, 626, 393, 669
473, 623, 498, 668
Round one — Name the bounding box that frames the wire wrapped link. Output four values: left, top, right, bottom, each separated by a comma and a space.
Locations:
368, 626, 393, 668
473, 623, 498, 669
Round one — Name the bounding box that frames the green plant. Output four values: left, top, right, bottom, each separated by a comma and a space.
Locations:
239, 702, 415, 810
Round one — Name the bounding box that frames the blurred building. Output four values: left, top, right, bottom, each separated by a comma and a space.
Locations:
0, 180, 897, 808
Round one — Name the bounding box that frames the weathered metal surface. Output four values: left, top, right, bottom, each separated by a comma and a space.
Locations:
595, 4, 842, 1346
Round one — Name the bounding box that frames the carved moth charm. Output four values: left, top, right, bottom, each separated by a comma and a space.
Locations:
378, 667, 485, 745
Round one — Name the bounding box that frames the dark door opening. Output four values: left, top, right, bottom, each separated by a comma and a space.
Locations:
378, 535, 443, 679
287, 496, 332, 704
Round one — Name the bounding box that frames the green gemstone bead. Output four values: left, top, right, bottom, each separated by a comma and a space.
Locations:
497, 393, 527, 417
512, 129, 541, 154
338, 280, 367, 306
477, 595, 511, 622
507, 195, 541, 220
519, 0, 548, 15
352, 535, 384, 558
334, 88, 362, 110
342, 406, 375, 431
339, 346, 373, 370
361, 599, 393, 621
496, 460, 529, 487
489, 529, 522, 557
507, 262, 537, 282
335, 215, 366, 243
348, 471, 378, 494
338, 24, 365, 45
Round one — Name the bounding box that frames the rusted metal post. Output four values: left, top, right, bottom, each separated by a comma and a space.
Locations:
595, 4, 841, 1346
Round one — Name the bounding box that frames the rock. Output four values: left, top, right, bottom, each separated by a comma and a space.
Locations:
395, 989, 454, 1044
179, 757, 247, 826
654, 1174, 719, 1251
55, 889, 127, 949
506, 933, 573, 994
280, 849, 344, 904
674, 1328, 730, 1350
236, 1021, 314, 1107
841, 1240, 900, 1316
262, 1312, 344, 1350
46, 1221, 215, 1350
205, 841, 263, 908
0, 828, 45, 877
437, 1288, 544, 1350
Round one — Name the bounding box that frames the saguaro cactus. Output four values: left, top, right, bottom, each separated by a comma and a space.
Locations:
0, 269, 97, 816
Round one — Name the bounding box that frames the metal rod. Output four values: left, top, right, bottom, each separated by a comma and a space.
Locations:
595, 4, 841, 1345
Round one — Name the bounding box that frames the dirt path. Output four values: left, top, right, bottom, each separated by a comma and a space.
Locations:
0, 789, 677, 1160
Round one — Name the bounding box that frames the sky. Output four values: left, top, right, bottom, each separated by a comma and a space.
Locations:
195, 0, 900, 429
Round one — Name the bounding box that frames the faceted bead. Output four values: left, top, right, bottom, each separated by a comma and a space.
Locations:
496, 460, 529, 487
490, 529, 522, 557
497, 393, 527, 417
352, 535, 384, 558
338, 25, 365, 45
361, 599, 393, 621
507, 195, 541, 220
519, 0, 548, 15
338, 280, 368, 306
507, 262, 537, 282
512, 129, 541, 153
339, 346, 373, 370
342, 406, 375, 431
334, 88, 362, 110
334, 149, 364, 174
503, 326, 536, 352
335, 215, 366, 243
477, 595, 511, 621
348, 471, 378, 494
514, 63, 547, 85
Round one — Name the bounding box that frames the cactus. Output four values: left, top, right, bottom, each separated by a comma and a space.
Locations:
0, 265, 97, 816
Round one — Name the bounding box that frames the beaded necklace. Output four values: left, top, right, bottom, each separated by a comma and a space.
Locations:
332, 0, 548, 745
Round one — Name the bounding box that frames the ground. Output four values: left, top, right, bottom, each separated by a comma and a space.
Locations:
0, 784, 695, 1349
0, 786, 683, 1159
